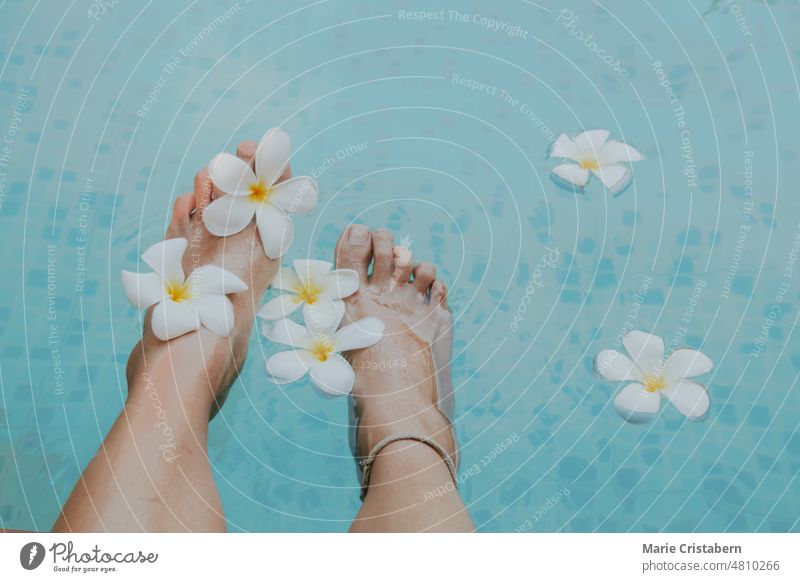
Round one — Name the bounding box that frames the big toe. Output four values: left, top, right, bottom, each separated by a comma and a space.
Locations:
370, 228, 394, 287
334, 224, 372, 285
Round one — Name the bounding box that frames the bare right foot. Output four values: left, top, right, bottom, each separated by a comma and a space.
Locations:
333, 226, 457, 476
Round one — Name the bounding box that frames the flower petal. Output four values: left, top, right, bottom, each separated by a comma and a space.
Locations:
662, 380, 710, 421
622, 330, 664, 377
334, 317, 385, 351
293, 259, 332, 284
141, 238, 186, 284
262, 317, 312, 348
591, 164, 631, 191
663, 349, 714, 383
303, 296, 342, 331
549, 133, 581, 160
573, 129, 610, 155
189, 265, 248, 295
613, 383, 660, 423
208, 152, 257, 197
269, 176, 319, 215
151, 300, 200, 341
203, 194, 256, 237
551, 163, 590, 188
257, 294, 301, 321
304, 298, 345, 334
319, 269, 359, 299
266, 349, 316, 384
594, 349, 643, 381
272, 267, 302, 292
309, 354, 356, 396
193, 294, 235, 337
599, 140, 645, 164
256, 127, 292, 186
121, 271, 165, 310
256, 204, 294, 259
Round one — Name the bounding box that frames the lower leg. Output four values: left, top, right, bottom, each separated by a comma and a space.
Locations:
53, 141, 279, 532
349, 344, 472, 532
352, 440, 473, 532
53, 338, 228, 532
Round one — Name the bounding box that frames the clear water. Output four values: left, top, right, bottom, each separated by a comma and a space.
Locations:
1, 0, 799, 532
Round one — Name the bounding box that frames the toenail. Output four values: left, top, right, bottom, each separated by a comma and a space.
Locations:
394, 247, 412, 265
349, 225, 370, 243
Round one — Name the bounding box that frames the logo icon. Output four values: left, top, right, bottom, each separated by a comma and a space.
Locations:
19, 542, 45, 570
399, 234, 413, 249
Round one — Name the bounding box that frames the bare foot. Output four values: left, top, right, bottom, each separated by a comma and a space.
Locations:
125, 140, 284, 416
333, 226, 457, 470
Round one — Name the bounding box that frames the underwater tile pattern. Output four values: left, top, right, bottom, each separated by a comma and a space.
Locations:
0, 0, 799, 531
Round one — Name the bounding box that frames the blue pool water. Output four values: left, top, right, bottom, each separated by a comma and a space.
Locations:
1, 0, 799, 532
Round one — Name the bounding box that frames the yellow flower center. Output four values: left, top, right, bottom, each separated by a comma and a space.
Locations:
293, 281, 322, 305
309, 339, 334, 362
166, 280, 192, 303
579, 158, 600, 170
644, 375, 667, 393
249, 179, 272, 203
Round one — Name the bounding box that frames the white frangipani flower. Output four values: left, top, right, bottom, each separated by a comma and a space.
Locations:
263, 306, 384, 396
549, 129, 644, 194
203, 128, 319, 259
121, 238, 248, 341
595, 330, 713, 423
257, 259, 359, 327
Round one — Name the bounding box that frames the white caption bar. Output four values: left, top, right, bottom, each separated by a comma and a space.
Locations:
1, 533, 798, 580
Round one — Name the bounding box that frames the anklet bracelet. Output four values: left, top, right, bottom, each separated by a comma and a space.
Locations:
358, 434, 458, 500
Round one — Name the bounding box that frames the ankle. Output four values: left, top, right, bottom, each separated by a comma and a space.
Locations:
357, 400, 456, 461
126, 334, 233, 420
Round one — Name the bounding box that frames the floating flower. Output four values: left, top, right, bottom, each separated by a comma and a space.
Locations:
203, 128, 319, 259
121, 238, 248, 341
257, 259, 359, 327
263, 305, 384, 396
549, 129, 644, 194
595, 330, 713, 422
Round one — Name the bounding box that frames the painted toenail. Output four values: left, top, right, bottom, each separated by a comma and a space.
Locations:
349, 225, 369, 243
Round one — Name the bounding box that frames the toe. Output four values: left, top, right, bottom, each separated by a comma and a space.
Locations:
431, 279, 448, 308
392, 246, 413, 286
370, 228, 394, 285
236, 140, 258, 168
194, 168, 213, 215
165, 192, 195, 240
412, 262, 436, 294
238, 139, 293, 181
172, 192, 195, 226
334, 224, 372, 285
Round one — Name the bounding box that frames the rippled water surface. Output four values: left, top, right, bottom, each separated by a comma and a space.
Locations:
1, 0, 799, 531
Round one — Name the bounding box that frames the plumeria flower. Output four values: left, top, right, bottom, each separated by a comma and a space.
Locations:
257, 259, 359, 328
203, 128, 319, 259
121, 238, 247, 341
595, 330, 713, 423
549, 129, 644, 194
263, 305, 384, 396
